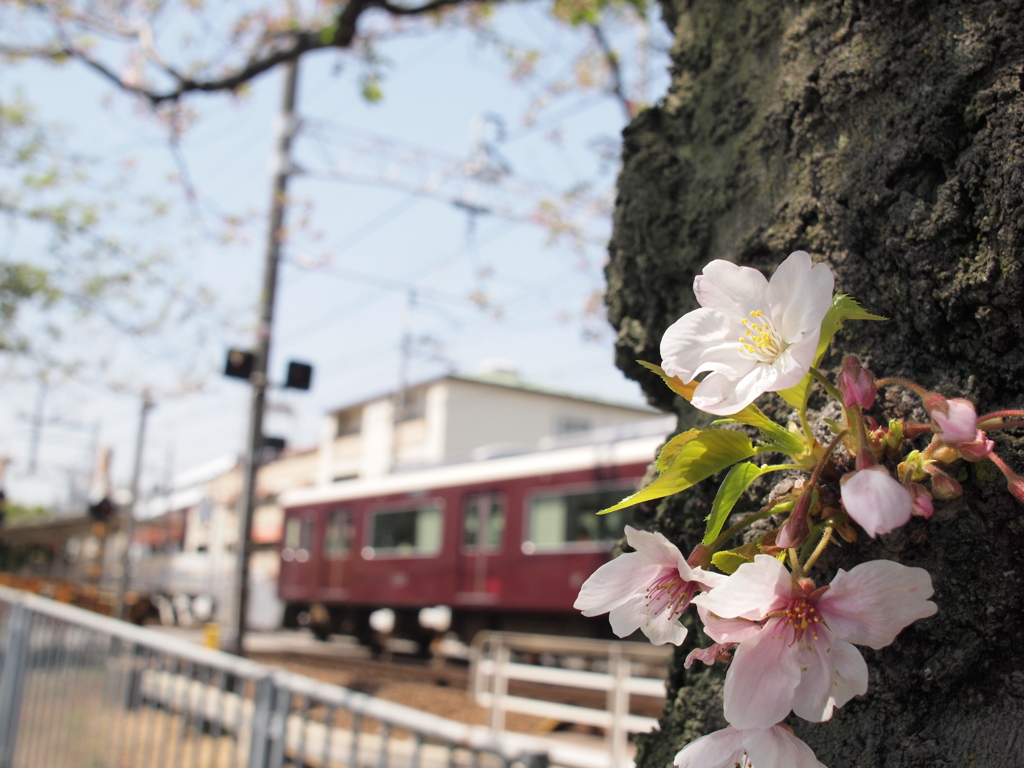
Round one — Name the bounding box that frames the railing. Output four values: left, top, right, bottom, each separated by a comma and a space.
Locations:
0, 586, 558, 768
469, 632, 671, 768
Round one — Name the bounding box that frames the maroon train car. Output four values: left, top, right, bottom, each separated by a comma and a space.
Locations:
277, 432, 665, 645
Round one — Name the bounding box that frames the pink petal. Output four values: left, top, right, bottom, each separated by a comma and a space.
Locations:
661, 308, 754, 383
693, 554, 795, 621
608, 593, 689, 645
840, 466, 913, 538
931, 398, 978, 445
743, 726, 828, 768
765, 251, 834, 344
790, 626, 867, 722
673, 727, 746, 768
573, 553, 663, 616
684, 642, 732, 669
818, 560, 937, 649
724, 619, 801, 729
695, 260, 769, 317
697, 605, 762, 644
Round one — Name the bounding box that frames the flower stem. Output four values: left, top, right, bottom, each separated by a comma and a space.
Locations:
874, 376, 928, 398
809, 367, 845, 404
802, 525, 834, 572
709, 507, 782, 552
788, 548, 805, 579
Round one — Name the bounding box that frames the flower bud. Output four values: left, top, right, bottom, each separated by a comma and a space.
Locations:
958, 430, 995, 462
898, 450, 928, 483
776, 489, 812, 548
925, 464, 963, 500
840, 465, 913, 538
925, 394, 978, 445
907, 482, 934, 519
838, 355, 876, 409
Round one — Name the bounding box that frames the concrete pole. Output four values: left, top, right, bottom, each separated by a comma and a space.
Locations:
225, 58, 300, 655
116, 392, 154, 620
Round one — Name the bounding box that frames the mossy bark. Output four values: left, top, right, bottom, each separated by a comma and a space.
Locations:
607, 1, 1024, 765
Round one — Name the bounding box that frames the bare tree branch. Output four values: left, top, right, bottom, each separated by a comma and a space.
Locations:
587, 22, 636, 120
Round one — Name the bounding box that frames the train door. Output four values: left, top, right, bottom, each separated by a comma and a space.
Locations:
320, 508, 354, 592
280, 511, 317, 593
456, 492, 505, 601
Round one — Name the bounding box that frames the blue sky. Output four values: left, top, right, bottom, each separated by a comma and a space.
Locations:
0, 5, 672, 506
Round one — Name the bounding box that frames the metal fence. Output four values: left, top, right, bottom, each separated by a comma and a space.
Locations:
0, 586, 560, 768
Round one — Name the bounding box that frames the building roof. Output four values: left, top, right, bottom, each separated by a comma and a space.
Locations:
327, 370, 657, 416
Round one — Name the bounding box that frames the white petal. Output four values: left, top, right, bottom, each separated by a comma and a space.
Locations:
695, 260, 769, 316
769, 331, 822, 390
818, 560, 937, 649
573, 553, 663, 616
840, 466, 913, 538
742, 726, 828, 768
661, 308, 754, 382
689, 366, 773, 416
624, 526, 685, 569
724, 619, 802, 729
674, 727, 746, 768
693, 554, 795, 620
767, 252, 834, 344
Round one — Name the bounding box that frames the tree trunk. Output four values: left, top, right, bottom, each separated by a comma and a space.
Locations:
606, 1, 1024, 765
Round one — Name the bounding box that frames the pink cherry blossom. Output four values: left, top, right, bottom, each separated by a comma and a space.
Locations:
692, 555, 936, 729
573, 526, 725, 645
927, 396, 978, 445
840, 465, 913, 537
660, 251, 834, 416
674, 725, 826, 768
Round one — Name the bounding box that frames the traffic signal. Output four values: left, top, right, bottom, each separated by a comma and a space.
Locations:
285, 361, 313, 390
224, 349, 255, 380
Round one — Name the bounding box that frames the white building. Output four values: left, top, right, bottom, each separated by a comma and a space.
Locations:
317, 369, 659, 483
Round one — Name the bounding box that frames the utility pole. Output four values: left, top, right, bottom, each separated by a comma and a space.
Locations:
226, 58, 299, 655
116, 392, 154, 620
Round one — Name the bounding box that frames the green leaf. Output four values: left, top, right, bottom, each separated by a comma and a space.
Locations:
599, 429, 756, 514
778, 294, 886, 408
702, 463, 766, 545
711, 550, 753, 575
714, 404, 807, 457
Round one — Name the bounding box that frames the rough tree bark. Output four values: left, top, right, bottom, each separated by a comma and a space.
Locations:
605, 1, 1024, 766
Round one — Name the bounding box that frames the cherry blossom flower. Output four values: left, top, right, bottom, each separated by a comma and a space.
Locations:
692, 555, 936, 729
840, 465, 913, 537
674, 725, 826, 768
660, 251, 834, 416
573, 526, 725, 645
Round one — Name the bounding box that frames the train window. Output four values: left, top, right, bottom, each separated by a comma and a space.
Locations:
463, 494, 505, 551
324, 509, 353, 559
367, 505, 443, 557
525, 486, 635, 551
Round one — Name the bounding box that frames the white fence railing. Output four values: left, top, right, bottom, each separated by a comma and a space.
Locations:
469, 632, 671, 768
0, 587, 556, 768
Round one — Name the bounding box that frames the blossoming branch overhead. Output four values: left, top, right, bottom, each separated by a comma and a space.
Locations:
573, 251, 1024, 768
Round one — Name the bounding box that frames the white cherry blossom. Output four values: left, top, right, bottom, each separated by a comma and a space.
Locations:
692, 555, 936, 729
674, 725, 826, 768
573, 526, 725, 645
660, 251, 834, 415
